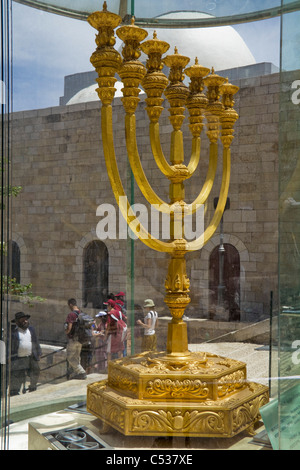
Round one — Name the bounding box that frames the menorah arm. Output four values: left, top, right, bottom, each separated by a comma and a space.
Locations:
188, 146, 231, 251
125, 114, 170, 213
149, 122, 177, 178
186, 137, 201, 177
102, 104, 174, 253
185, 142, 218, 215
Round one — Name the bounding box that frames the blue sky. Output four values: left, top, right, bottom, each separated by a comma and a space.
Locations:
12, 1, 281, 112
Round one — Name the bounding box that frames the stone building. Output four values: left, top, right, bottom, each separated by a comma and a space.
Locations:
9, 61, 283, 346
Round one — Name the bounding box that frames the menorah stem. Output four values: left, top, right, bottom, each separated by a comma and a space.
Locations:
164, 247, 191, 357
167, 316, 189, 357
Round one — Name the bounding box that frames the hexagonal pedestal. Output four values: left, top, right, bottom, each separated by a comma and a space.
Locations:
87, 351, 269, 438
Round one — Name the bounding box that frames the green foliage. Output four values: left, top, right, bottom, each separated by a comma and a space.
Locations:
3, 276, 45, 306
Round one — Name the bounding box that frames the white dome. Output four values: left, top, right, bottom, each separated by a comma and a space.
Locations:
67, 11, 255, 105
67, 83, 98, 105
146, 11, 256, 71
66, 80, 144, 105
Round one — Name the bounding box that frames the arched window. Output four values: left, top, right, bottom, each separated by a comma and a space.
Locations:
209, 243, 240, 321
83, 240, 108, 309
8, 241, 20, 283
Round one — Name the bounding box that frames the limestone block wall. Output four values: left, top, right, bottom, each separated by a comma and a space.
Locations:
10, 71, 280, 344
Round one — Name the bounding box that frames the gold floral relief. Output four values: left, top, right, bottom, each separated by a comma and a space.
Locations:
144, 378, 210, 400
108, 367, 138, 395
232, 392, 269, 434
132, 409, 225, 435
217, 370, 246, 398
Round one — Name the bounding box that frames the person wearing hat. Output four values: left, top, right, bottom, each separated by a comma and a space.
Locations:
137, 299, 158, 352
10, 311, 42, 396
105, 306, 125, 361
115, 291, 125, 300
104, 298, 127, 324
65, 298, 87, 380
114, 298, 128, 357
115, 291, 126, 311
92, 311, 108, 372
104, 298, 116, 309
115, 299, 127, 320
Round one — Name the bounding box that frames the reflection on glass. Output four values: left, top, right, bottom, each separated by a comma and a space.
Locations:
281, 11, 300, 71
278, 1, 300, 451
12, 2, 281, 111
15, 0, 282, 19
1, 0, 12, 449
2, 0, 299, 451
133, 0, 281, 19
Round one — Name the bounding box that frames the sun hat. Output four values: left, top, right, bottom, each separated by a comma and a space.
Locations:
104, 299, 116, 307
96, 311, 107, 318
143, 299, 155, 308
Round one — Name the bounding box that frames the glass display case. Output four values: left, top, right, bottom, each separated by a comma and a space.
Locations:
1, 0, 300, 451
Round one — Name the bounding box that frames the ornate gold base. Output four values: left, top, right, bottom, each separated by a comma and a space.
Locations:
87, 351, 269, 438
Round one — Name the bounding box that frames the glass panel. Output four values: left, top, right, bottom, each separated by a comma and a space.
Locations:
2, 0, 299, 452
0, 0, 12, 449
12, 1, 282, 112
278, 3, 300, 451
133, 0, 281, 22
13, 0, 129, 19
13, 0, 299, 25
12, 2, 95, 111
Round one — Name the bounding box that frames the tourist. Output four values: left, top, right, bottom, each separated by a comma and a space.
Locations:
115, 291, 126, 309
92, 311, 108, 372
104, 303, 125, 361
10, 311, 42, 396
64, 298, 87, 380
137, 299, 158, 352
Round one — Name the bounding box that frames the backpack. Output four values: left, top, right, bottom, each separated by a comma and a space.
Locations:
148, 310, 158, 332
111, 311, 127, 342
119, 317, 127, 342
73, 311, 94, 345
116, 309, 127, 341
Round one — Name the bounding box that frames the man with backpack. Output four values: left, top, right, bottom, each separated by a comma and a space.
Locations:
64, 298, 87, 380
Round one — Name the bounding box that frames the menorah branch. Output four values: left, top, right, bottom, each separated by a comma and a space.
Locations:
188, 147, 231, 252
102, 104, 173, 253
125, 114, 169, 210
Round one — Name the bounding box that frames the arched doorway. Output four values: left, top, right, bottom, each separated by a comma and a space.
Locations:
83, 240, 108, 309
209, 243, 241, 321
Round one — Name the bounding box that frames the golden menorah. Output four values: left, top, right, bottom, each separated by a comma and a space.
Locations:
88, 2, 238, 356
86, 2, 269, 439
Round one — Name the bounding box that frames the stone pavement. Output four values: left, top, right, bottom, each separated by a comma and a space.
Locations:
7, 342, 271, 450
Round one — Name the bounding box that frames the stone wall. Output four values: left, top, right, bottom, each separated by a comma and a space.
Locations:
10, 71, 281, 344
